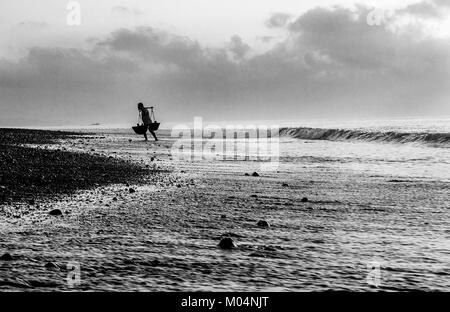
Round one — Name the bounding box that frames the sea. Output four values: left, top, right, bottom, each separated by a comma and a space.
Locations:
37, 116, 450, 181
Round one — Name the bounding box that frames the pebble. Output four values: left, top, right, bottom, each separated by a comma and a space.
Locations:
49, 209, 63, 216
301, 197, 309, 202
257, 220, 270, 227
44, 262, 60, 270
0, 253, 13, 261
220, 214, 227, 219
218, 237, 238, 249
251, 172, 260, 177
129, 188, 136, 193
282, 183, 289, 187
244, 173, 250, 176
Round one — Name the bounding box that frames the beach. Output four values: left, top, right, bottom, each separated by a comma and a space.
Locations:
0, 124, 449, 291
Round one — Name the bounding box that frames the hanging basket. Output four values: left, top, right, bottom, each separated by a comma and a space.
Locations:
132, 122, 160, 135
132, 125, 148, 135
148, 122, 160, 131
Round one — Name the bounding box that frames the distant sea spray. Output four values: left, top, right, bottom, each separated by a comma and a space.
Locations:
279, 127, 450, 146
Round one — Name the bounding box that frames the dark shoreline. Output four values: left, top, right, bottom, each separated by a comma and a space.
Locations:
0, 128, 154, 205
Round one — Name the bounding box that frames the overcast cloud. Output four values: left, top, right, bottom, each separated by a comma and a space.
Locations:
0, 1, 449, 126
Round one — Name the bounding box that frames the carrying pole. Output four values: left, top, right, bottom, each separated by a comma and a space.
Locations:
149, 106, 156, 122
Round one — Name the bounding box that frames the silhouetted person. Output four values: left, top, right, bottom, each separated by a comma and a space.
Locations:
138, 103, 158, 141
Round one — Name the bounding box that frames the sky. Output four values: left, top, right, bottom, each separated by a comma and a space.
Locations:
0, 0, 449, 126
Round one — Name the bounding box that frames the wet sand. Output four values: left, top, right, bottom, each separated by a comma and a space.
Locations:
0, 129, 449, 291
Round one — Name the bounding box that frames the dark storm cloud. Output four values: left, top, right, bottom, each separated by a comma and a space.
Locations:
96, 27, 207, 69
289, 6, 406, 69
1, 4, 450, 126
228, 35, 251, 59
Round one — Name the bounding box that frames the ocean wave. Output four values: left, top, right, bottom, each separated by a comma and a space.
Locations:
279, 127, 450, 146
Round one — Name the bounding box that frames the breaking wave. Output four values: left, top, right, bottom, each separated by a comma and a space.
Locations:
279, 127, 450, 146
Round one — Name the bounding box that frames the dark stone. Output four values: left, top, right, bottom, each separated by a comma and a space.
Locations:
257, 220, 270, 227
301, 197, 309, 203
44, 262, 60, 270
282, 183, 289, 187
129, 188, 136, 193
112, 197, 118, 201
251, 172, 260, 177
218, 237, 237, 249
220, 214, 227, 219
49, 209, 62, 216
0, 253, 13, 261
250, 194, 258, 198
244, 173, 250, 176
